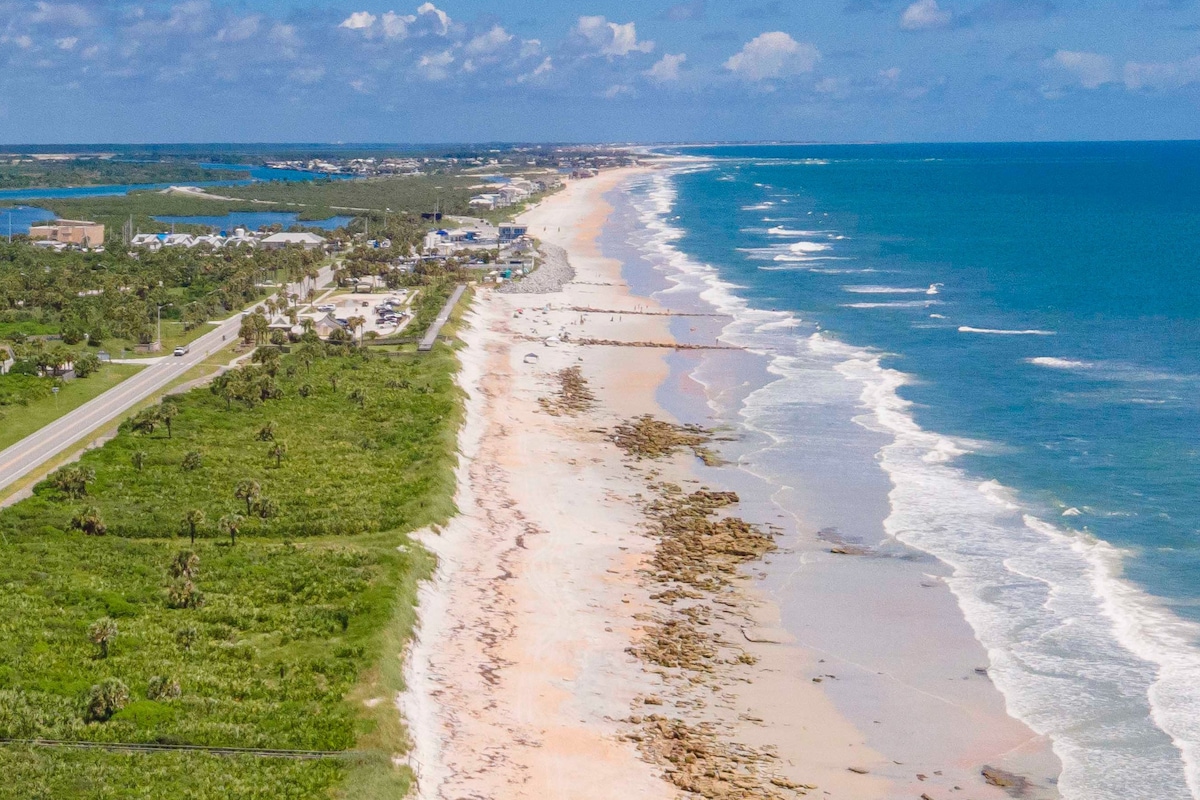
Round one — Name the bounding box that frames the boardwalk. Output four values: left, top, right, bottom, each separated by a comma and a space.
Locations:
418, 284, 467, 352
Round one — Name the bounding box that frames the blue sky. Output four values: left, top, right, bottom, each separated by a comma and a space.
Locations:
2, 0, 1198, 143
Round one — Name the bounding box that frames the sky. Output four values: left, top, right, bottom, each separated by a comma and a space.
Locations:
1, 0, 1198, 143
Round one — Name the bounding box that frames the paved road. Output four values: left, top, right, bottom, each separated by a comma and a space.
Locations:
0, 265, 333, 495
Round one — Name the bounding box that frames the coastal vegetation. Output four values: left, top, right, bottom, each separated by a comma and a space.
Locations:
0, 340, 463, 798
0, 239, 321, 347
36, 192, 303, 238
0, 160, 248, 190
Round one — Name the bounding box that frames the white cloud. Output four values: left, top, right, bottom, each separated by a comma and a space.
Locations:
217, 15, 260, 42
879, 66, 902, 82
646, 53, 686, 82
602, 84, 633, 99
724, 32, 820, 81
55, 36, 78, 50
416, 2, 450, 36
1048, 49, 1114, 89
381, 11, 417, 38
574, 16, 654, 58
1124, 55, 1200, 91
466, 25, 512, 56
339, 11, 376, 31
418, 48, 454, 79
517, 56, 553, 83
519, 39, 541, 58
901, 0, 952, 30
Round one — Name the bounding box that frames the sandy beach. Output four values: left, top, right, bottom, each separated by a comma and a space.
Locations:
403, 166, 1062, 799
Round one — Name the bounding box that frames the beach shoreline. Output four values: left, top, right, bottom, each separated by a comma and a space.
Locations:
403, 165, 1061, 799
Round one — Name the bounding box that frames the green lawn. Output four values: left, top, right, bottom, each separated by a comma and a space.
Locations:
0, 364, 144, 452
101, 320, 220, 361
0, 342, 463, 797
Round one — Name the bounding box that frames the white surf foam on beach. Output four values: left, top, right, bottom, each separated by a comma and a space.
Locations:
622, 167, 1200, 800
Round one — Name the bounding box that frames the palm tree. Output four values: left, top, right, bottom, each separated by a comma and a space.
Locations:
218, 513, 243, 546
234, 480, 260, 515
71, 505, 107, 536
88, 617, 118, 658
269, 441, 288, 468
181, 509, 205, 545
159, 402, 179, 439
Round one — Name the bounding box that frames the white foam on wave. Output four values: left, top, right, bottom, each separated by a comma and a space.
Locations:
621, 166, 1200, 800
842, 300, 942, 309
768, 226, 830, 238
1029, 357, 1093, 369
790, 241, 831, 253
959, 326, 1057, 336
843, 285, 931, 294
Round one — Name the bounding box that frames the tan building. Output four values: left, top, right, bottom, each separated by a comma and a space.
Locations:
29, 219, 105, 247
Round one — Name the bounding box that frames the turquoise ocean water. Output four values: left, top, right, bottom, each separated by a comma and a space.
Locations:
620, 143, 1200, 799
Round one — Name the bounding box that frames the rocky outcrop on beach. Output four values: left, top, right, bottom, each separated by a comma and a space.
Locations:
538, 365, 596, 416
609, 414, 724, 465
604, 417, 808, 799
496, 242, 574, 294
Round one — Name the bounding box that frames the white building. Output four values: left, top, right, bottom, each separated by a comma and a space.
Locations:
261, 232, 327, 251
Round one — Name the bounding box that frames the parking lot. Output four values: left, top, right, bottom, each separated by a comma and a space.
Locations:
312, 289, 417, 337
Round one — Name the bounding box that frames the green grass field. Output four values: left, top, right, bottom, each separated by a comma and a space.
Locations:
100, 319, 219, 361
0, 364, 144, 452
0, 342, 463, 798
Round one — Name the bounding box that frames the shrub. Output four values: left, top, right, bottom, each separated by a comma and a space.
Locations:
169, 550, 199, 580
180, 451, 203, 471
50, 465, 94, 499
146, 675, 181, 701
84, 678, 129, 722
175, 625, 197, 651
166, 580, 204, 610
70, 506, 106, 536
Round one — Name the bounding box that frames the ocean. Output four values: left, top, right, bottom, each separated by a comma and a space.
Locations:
611, 143, 1200, 799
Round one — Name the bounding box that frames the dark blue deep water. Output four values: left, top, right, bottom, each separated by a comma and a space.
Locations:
638, 142, 1200, 798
